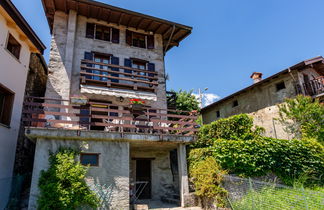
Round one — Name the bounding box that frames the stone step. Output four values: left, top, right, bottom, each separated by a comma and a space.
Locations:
161, 196, 180, 205
134, 204, 149, 210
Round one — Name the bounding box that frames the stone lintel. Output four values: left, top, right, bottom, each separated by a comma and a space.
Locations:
25, 127, 195, 143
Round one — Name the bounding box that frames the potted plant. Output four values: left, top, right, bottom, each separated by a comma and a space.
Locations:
70, 95, 88, 105
130, 98, 145, 111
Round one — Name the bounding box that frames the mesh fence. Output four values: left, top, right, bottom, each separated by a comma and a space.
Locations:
222, 175, 324, 210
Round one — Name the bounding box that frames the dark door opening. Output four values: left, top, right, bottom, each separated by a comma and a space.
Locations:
136, 159, 151, 199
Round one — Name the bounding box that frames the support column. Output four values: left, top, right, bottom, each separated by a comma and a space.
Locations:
177, 143, 189, 207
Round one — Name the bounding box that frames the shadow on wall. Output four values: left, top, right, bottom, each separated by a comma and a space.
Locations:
87, 176, 116, 209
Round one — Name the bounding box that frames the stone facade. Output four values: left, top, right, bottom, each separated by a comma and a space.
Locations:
46, 11, 167, 110
202, 66, 323, 139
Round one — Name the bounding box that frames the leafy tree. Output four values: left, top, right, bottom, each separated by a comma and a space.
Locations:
171, 89, 200, 112
37, 148, 99, 210
278, 95, 324, 143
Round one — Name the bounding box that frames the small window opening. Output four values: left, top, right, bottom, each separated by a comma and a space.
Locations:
276, 82, 286, 91
232, 100, 239, 107
0, 84, 15, 126
216, 110, 220, 118
6, 34, 21, 60
80, 153, 99, 166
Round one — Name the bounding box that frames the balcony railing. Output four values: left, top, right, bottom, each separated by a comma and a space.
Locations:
80, 59, 158, 93
296, 77, 324, 97
22, 97, 199, 137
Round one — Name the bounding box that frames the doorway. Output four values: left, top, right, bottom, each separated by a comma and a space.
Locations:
136, 159, 151, 199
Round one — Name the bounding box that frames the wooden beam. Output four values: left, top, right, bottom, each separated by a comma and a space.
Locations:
64, 0, 68, 13
19, 34, 27, 42
118, 13, 124, 25
154, 23, 163, 33
164, 25, 176, 54
106, 9, 111, 23
97, 7, 102, 20
126, 15, 132, 27
145, 20, 154, 32
6, 20, 16, 28
87, 4, 90, 18
136, 17, 143, 30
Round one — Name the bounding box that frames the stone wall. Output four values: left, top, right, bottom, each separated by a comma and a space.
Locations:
46, 11, 167, 110
28, 139, 130, 210
202, 68, 321, 139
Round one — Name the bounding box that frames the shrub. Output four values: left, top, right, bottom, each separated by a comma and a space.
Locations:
194, 114, 264, 148
211, 138, 324, 186
37, 148, 99, 210
189, 156, 227, 207
278, 95, 324, 143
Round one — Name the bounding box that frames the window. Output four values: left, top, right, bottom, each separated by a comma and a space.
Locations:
126, 30, 154, 49
6, 34, 21, 60
232, 100, 239, 107
276, 81, 286, 91
0, 84, 15, 126
86, 23, 119, 43
80, 153, 99, 166
216, 110, 220, 118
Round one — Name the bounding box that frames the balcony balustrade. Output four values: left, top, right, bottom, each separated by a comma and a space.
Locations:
296, 76, 324, 97
22, 97, 199, 137
80, 59, 158, 93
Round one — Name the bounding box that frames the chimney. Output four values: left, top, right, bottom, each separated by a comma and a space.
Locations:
250, 72, 263, 84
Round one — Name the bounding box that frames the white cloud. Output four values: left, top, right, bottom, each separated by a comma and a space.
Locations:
193, 93, 221, 107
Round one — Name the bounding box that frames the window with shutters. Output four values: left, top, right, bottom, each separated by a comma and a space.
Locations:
126, 30, 154, 49
0, 84, 15, 127
85, 23, 119, 43
6, 34, 21, 60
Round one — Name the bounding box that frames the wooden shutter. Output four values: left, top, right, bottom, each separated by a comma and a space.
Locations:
147, 35, 154, 49
86, 23, 95, 38
126, 30, 132, 46
84, 52, 93, 79
111, 56, 119, 83
111, 28, 120, 43
124, 59, 132, 74
147, 63, 155, 78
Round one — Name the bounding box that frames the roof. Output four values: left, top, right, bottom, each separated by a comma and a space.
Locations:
0, 0, 46, 54
201, 56, 324, 112
42, 0, 192, 52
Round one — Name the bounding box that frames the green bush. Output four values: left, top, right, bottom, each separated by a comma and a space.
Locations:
189, 156, 227, 207
190, 138, 324, 186
278, 95, 324, 143
37, 148, 99, 210
194, 114, 264, 148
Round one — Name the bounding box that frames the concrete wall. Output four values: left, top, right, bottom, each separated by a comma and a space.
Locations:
202, 68, 321, 139
0, 10, 31, 209
28, 139, 130, 210
46, 11, 167, 110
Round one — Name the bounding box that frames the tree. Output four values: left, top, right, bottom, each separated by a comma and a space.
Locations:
278, 95, 324, 143
171, 89, 200, 112
37, 148, 99, 209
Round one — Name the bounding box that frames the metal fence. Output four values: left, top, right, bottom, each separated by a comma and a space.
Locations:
222, 175, 324, 210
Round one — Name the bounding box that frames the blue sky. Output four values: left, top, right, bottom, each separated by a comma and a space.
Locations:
12, 0, 324, 105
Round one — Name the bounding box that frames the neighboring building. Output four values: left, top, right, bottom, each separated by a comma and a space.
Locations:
0, 0, 46, 209
201, 57, 324, 139
25, 0, 197, 209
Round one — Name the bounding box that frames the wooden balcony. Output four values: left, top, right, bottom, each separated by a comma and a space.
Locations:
22, 97, 199, 137
80, 59, 158, 93
296, 77, 324, 97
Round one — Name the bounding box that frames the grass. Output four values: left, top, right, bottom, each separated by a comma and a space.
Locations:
231, 187, 324, 210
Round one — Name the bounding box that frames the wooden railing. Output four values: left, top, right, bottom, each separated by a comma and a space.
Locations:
80, 59, 158, 93
296, 77, 324, 97
22, 97, 199, 137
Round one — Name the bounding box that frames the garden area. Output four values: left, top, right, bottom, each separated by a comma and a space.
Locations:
188, 95, 324, 209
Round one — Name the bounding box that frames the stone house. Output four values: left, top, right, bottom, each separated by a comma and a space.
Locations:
201, 56, 324, 139
0, 0, 46, 208
25, 0, 197, 209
